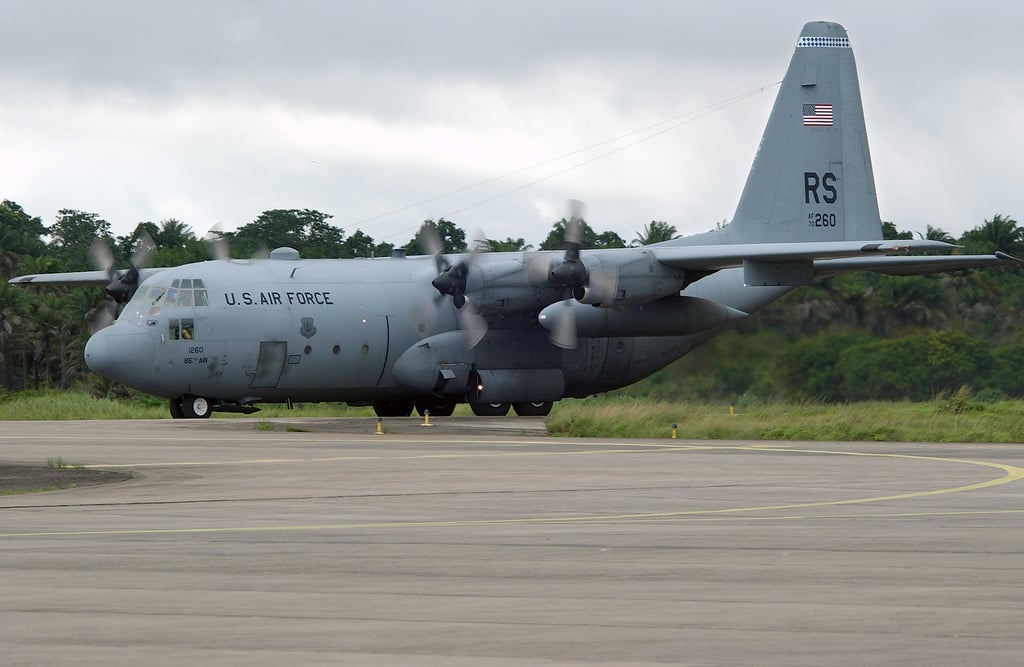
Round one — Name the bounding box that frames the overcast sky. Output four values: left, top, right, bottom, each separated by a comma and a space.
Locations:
1, 0, 1021, 249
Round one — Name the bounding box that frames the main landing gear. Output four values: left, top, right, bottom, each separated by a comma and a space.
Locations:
512, 401, 553, 417
371, 398, 554, 417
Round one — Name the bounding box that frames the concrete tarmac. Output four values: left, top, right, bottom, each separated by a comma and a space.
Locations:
1, 418, 1023, 666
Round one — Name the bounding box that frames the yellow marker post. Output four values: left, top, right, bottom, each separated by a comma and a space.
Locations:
422, 409, 433, 427
671, 423, 677, 439
375, 417, 383, 435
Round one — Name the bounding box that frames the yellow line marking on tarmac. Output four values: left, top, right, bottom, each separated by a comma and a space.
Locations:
3, 447, 1023, 538
81, 442, 709, 469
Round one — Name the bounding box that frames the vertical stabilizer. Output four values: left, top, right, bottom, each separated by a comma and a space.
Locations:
720, 21, 882, 243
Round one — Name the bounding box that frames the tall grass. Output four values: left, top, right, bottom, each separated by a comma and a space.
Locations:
546, 396, 1024, 443
0, 390, 167, 420
0, 389, 374, 420
2, 389, 1021, 442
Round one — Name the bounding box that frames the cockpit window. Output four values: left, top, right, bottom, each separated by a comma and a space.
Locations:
133, 286, 166, 306
130, 280, 208, 310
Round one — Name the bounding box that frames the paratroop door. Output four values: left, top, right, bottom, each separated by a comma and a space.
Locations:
250, 341, 287, 388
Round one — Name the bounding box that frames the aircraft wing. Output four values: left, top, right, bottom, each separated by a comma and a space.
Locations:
8, 268, 166, 286
9, 270, 112, 286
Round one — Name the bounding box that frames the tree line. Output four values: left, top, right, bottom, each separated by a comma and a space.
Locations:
0, 201, 678, 393
1, 198, 1021, 402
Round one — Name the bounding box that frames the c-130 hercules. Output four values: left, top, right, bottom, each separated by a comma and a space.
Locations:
11, 21, 1019, 419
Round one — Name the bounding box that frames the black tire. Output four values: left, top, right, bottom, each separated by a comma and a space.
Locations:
470, 401, 511, 416
180, 394, 213, 419
513, 401, 553, 417
169, 397, 185, 419
415, 396, 456, 417
373, 399, 414, 417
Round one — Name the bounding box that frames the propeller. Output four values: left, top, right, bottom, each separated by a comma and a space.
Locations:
548, 199, 590, 297
539, 201, 588, 350
548, 300, 578, 350
204, 223, 230, 260
84, 232, 155, 331
90, 231, 155, 305
86, 300, 117, 333
417, 223, 489, 348
542, 200, 622, 349
204, 224, 271, 261
431, 260, 470, 308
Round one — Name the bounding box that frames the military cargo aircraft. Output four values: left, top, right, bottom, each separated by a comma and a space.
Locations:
11, 21, 1018, 419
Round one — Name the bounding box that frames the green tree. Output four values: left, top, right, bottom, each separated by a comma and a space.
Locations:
486, 237, 531, 252
837, 331, 993, 401
779, 333, 871, 401
226, 209, 343, 258
341, 230, 377, 257
633, 220, 678, 245
594, 231, 627, 248
869, 275, 950, 333
0, 200, 46, 278
539, 218, 627, 250
48, 210, 113, 271
538, 218, 598, 251
373, 241, 396, 258
405, 219, 466, 255
881, 220, 913, 240
960, 214, 1024, 255
920, 225, 955, 244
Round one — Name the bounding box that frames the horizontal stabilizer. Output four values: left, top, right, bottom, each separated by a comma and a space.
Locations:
814, 253, 1020, 278
653, 240, 956, 272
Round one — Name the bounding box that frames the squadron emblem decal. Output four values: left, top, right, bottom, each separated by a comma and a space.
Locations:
300, 317, 317, 339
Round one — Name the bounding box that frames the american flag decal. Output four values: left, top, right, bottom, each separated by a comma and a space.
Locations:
803, 103, 833, 126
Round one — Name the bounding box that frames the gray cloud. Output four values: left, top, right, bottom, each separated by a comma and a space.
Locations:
1, 0, 1021, 246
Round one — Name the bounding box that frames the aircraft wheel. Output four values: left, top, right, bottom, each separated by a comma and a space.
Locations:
513, 401, 553, 417
470, 401, 510, 417
180, 394, 213, 419
168, 397, 185, 419
373, 400, 414, 417
415, 396, 456, 417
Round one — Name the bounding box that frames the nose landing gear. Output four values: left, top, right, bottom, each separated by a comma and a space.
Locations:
170, 394, 213, 419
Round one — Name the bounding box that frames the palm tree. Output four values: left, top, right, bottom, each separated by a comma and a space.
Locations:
919, 225, 956, 244
960, 214, 1024, 255
633, 221, 678, 246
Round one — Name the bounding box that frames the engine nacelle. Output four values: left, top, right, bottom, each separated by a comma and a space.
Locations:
538, 295, 747, 338
576, 249, 684, 306
392, 332, 475, 395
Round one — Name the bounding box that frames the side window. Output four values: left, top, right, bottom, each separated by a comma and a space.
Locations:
167, 318, 196, 341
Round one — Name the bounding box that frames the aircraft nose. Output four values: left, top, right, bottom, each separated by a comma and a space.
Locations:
84, 325, 155, 383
